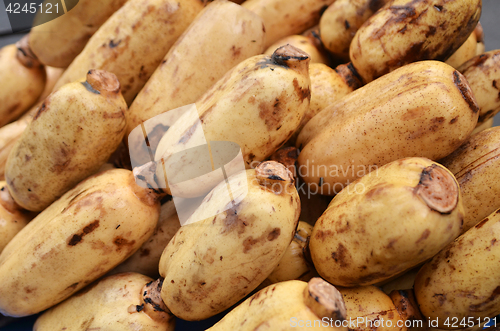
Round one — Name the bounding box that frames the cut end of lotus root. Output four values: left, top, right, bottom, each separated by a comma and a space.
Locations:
272, 44, 310, 69
304, 278, 346, 321
414, 164, 459, 214
85, 69, 121, 95
255, 161, 294, 195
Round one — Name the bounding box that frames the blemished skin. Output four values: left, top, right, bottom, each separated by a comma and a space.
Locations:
5, 70, 127, 212
29, 0, 129, 68
110, 200, 181, 278
440, 127, 500, 233
389, 290, 425, 331
264, 35, 330, 65
207, 278, 347, 331
350, 0, 482, 83
243, 0, 335, 48
290, 62, 361, 145
266, 221, 317, 284
458, 49, 500, 125
126, 0, 265, 157
310, 158, 464, 287
154, 45, 311, 198
0, 39, 46, 128
472, 117, 493, 135
0, 117, 31, 181
0, 181, 34, 254
414, 209, 500, 329
159, 162, 301, 321
52, 0, 205, 104
0, 169, 160, 317
446, 30, 478, 69
319, 0, 391, 62
338, 286, 408, 331
296, 61, 479, 194
34, 274, 175, 331
474, 22, 485, 55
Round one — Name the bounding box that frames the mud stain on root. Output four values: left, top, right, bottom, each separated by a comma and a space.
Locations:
67, 220, 100, 246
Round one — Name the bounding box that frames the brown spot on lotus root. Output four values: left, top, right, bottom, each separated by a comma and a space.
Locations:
67, 220, 100, 246
415, 229, 431, 244
414, 164, 458, 214
331, 243, 350, 267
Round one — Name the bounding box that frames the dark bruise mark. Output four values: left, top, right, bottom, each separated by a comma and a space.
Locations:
415, 229, 431, 244
356, 272, 386, 285
293, 78, 311, 102
453, 71, 480, 113
449, 116, 459, 124
469, 286, 500, 312
136, 304, 144, 312
242, 226, 280, 253
113, 237, 136, 251
475, 218, 489, 229
314, 229, 332, 241
67, 220, 100, 246
33, 100, 49, 120
344, 20, 350, 30
109, 39, 122, 48
331, 243, 350, 267
493, 80, 498, 90
178, 121, 199, 144
140, 248, 150, 257
221, 203, 249, 235
231, 45, 242, 58
466, 54, 490, 69
81, 81, 101, 95
259, 98, 283, 130
398, 25, 408, 34
368, 0, 385, 12
433, 293, 446, 306
424, 277, 431, 287
267, 228, 281, 241
25, 154, 31, 162
426, 26, 437, 38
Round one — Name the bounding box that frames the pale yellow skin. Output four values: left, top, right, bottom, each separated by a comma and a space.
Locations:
297, 61, 479, 193
266, 221, 316, 284
458, 49, 500, 125
292, 62, 360, 145
243, 0, 335, 48
36, 66, 65, 103
264, 35, 329, 65
52, 0, 204, 104
319, 0, 390, 62
155, 47, 310, 198
350, 0, 482, 82
381, 267, 420, 295
414, 209, 500, 329
471, 117, 493, 135
0, 181, 33, 254
446, 31, 478, 69
0, 45, 46, 128
5, 75, 127, 212
0, 117, 31, 181
29, 0, 129, 68
339, 286, 407, 331
126, 0, 265, 152
34, 273, 175, 331
159, 167, 301, 320
0, 169, 160, 317
440, 127, 500, 233
310, 158, 464, 286
208, 280, 347, 331
111, 200, 181, 278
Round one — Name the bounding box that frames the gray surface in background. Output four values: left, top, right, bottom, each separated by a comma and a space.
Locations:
0, 0, 499, 123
